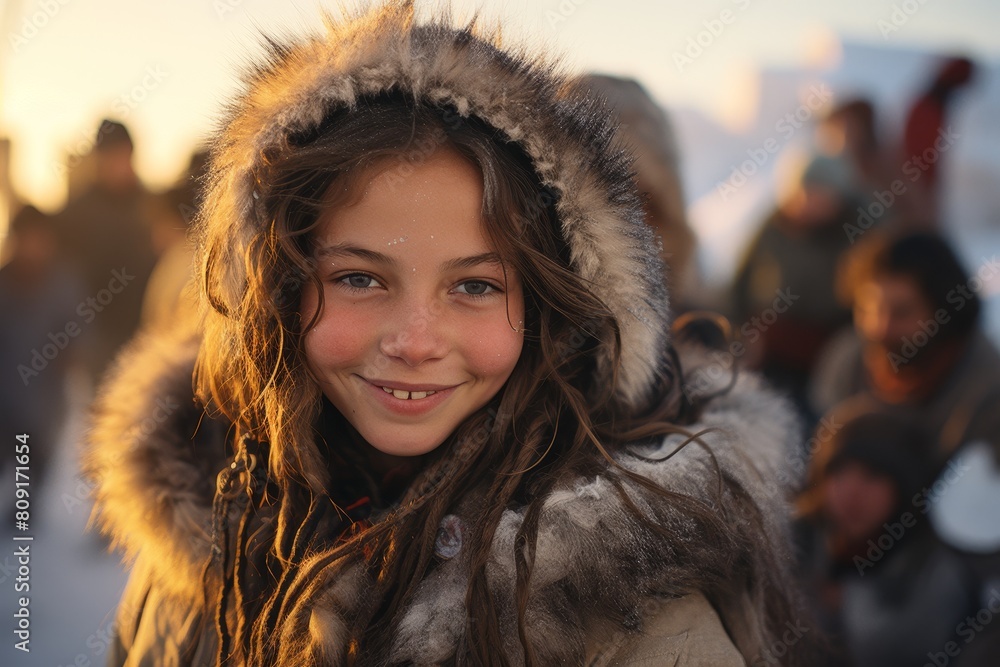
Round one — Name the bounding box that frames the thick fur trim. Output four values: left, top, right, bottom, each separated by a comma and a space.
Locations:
201, 0, 669, 409
83, 329, 229, 602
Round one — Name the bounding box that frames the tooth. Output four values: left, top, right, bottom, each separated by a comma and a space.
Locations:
392, 389, 410, 400
382, 386, 392, 393
410, 391, 427, 400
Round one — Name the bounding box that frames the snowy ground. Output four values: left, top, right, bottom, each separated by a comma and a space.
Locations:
0, 378, 128, 667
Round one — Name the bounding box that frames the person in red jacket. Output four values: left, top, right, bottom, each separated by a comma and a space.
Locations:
900, 56, 976, 228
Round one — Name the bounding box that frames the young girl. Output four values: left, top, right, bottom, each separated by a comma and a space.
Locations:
86, 3, 810, 665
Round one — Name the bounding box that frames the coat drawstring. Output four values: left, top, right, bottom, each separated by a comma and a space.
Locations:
207, 436, 266, 667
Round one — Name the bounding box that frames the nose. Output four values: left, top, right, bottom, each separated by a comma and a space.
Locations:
379, 301, 448, 366
872, 308, 894, 345
856, 300, 889, 345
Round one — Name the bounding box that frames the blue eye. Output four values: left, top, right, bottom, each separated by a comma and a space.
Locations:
454, 280, 498, 297
338, 273, 383, 291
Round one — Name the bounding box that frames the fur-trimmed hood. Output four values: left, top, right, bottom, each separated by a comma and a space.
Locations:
87, 3, 808, 665
201, 0, 668, 410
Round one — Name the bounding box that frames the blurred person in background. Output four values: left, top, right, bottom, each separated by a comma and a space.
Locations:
795, 409, 984, 667
810, 231, 1000, 664
55, 119, 157, 391
0, 205, 82, 497
810, 232, 1000, 466
730, 154, 858, 419
139, 150, 208, 329
899, 56, 976, 229
580, 74, 699, 307
816, 99, 893, 199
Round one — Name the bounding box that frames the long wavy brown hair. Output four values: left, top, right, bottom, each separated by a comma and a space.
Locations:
194, 93, 806, 666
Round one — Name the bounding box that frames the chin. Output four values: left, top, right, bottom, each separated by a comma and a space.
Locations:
365, 428, 449, 458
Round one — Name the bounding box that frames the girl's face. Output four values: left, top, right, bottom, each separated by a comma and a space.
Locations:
300, 148, 525, 457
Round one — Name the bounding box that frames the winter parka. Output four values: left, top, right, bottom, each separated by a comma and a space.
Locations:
85, 3, 807, 665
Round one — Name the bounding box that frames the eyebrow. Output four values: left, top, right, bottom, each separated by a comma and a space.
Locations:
442, 252, 504, 271
315, 244, 503, 272
315, 244, 394, 265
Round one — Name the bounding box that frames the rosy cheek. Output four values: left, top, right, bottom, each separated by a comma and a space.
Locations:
462, 318, 524, 379
301, 288, 376, 369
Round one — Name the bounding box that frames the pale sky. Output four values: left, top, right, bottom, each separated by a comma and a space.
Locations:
2, 0, 997, 210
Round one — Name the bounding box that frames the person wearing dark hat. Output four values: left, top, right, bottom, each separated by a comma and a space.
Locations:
54, 118, 157, 390
796, 409, 982, 667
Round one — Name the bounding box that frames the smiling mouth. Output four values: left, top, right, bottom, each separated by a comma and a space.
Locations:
378, 386, 438, 400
